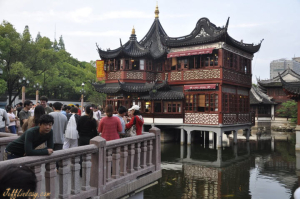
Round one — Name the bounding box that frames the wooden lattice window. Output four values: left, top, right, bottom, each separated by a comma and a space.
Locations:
163, 101, 182, 113
223, 93, 229, 112
185, 93, 218, 112
239, 95, 249, 113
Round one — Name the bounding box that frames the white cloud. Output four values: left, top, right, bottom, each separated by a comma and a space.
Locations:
69, 7, 93, 23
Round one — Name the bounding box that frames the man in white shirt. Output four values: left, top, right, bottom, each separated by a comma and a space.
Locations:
0, 108, 9, 132
93, 105, 101, 122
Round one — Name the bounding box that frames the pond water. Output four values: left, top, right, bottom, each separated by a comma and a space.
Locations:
144, 138, 298, 199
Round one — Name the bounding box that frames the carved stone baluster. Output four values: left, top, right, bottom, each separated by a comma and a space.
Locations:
150, 127, 161, 171
127, 144, 135, 173
120, 145, 128, 176
58, 159, 70, 199
112, 147, 120, 179
134, 142, 141, 171
140, 141, 147, 168
106, 149, 113, 182
31, 165, 42, 199
45, 162, 56, 199
71, 156, 81, 195
82, 154, 92, 191
146, 140, 153, 166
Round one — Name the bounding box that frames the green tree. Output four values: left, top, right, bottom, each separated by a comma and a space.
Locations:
35, 32, 41, 43
0, 79, 6, 95
0, 21, 58, 105
58, 35, 65, 50
53, 39, 59, 51
276, 100, 298, 122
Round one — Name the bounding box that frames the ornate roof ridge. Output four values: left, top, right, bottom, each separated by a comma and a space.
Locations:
278, 73, 300, 96
165, 17, 226, 43
258, 67, 300, 84
250, 86, 275, 104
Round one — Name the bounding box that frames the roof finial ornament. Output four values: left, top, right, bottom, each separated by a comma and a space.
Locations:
131, 26, 135, 35
155, 3, 159, 19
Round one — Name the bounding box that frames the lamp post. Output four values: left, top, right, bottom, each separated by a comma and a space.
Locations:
33, 83, 42, 104
80, 83, 85, 113
18, 77, 29, 104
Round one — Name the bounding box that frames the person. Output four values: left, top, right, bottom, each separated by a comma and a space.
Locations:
5, 114, 54, 159
40, 96, 53, 114
77, 105, 98, 146
49, 102, 67, 151
113, 106, 127, 135
75, 104, 81, 116
93, 105, 102, 122
126, 105, 144, 136
63, 107, 80, 149
16, 102, 23, 118
19, 100, 33, 128
6, 105, 18, 134
0, 108, 9, 133
65, 106, 71, 115
22, 105, 45, 133
0, 165, 37, 199
61, 106, 67, 116
98, 105, 122, 141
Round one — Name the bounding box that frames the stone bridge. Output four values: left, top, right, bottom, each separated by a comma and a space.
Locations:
0, 128, 161, 199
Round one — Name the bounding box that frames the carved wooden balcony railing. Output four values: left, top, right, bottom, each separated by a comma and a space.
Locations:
222, 113, 252, 125
0, 128, 162, 199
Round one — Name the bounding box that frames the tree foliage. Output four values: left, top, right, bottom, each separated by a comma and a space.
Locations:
276, 100, 298, 122
0, 20, 105, 105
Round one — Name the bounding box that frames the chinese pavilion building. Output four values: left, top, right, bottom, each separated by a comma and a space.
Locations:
94, 6, 262, 147
257, 68, 300, 117
278, 74, 300, 150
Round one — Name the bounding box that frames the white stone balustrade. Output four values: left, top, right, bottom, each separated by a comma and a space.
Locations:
0, 127, 162, 199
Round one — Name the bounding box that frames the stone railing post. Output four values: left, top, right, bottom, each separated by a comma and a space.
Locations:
71, 157, 81, 195
149, 127, 161, 171
106, 149, 113, 182
127, 144, 135, 173
58, 159, 70, 199
134, 143, 141, 171
140, 141, 147, 168
0, 145, 5, 161
120, 145, 128, 176
81, 154, 92, 191
31, 165, 42, 199
112, 147, 120, 179
146, 140, 153, 166
45, 162, 56, 199
90, 136, 106, 195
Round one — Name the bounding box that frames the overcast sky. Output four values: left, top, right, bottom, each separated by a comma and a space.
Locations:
1, 0, 300, 83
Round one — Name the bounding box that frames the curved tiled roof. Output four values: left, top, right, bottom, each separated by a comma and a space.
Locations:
93, 83, 121, 94
98, 33, 151, 59
93, 79, 170, 94
258, 68, 300, 88
279, 73, 300, 96
165, 18, 227, 47
97, 14, 262, 59
250, 86, 275, 105
140, 90, 184, 100
139, 19, 168, 59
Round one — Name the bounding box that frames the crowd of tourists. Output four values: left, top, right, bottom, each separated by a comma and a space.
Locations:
0, 95, 144, 160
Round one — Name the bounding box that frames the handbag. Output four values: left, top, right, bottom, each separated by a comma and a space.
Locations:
122, 116, 136, 138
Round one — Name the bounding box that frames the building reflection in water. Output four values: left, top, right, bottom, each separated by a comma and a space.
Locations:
145, 136, 298, 199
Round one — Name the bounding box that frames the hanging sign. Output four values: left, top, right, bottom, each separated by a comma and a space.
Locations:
96, 60, 105, 80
